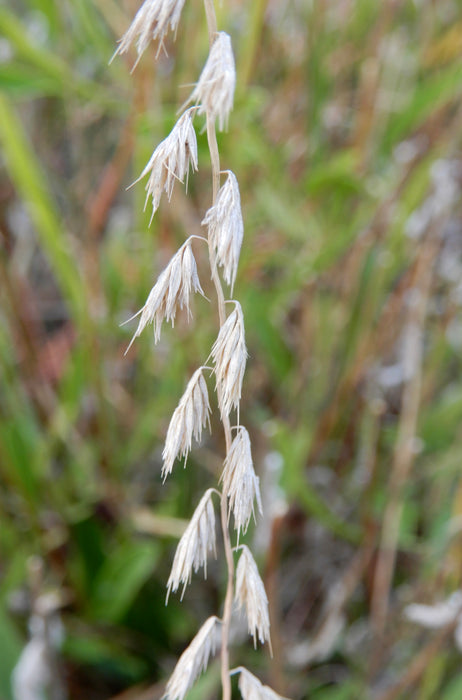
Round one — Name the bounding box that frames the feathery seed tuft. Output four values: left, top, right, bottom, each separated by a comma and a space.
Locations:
124, 239, 205, 353
211, 301, 247, 418
164, 616, 220, 700
133, 109, 198, 220
162, 368, 211, 480
166, 489, 217, 600
202, 170, 243, 292
221, 426, 262, 537
237, 667, 289, 700
112, 0, 186, 65
189, 32, 235, 131
235, 546, 271, 648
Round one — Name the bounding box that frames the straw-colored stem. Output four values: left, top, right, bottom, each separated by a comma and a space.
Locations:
203, 3, 234, 699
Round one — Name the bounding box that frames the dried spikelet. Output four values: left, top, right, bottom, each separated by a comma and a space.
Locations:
202, 170, 243, 292
133, 109, 198, 220
221, 426, 262, 537
167, 489, 217, 600
189, 32, 235, 131
162, 368, 211, 480
112, 0, 186, 66
211, 301, 247, 418
236, 667, 289, 700
235, 547, 271, 648
164, 616, 220, 700
124, 239, 205, 353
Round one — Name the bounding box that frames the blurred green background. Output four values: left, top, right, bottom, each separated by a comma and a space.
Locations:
2, 0, 462, 698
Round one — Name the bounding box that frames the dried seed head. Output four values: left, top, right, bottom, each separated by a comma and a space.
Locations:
189, 32, 235, 131
236, 667, 290, 700
202, 171, 243, 292
124, 239, 205, 353
162, 368, 211, 480
404, 592, 462, 629
164, 616, 220, 700
235, 546, 271, 648
134, 109, 198, 220
211, 301, 247, 418
112, 0, 186, 66
166, 489, 217, 600
221, 426, 262, 537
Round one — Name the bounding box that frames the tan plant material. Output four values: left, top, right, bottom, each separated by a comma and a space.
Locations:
162, 368, 211, 480
112, 0, 186, 65
164, 615, 221, 700
202, 170, 244, 293
188, 32, 236, 131
221, 426, 262, 537
133, 109, 198, 220
235, 546, 271, 648
236, 667, 290, 700
211, 301, 247, 418
166, 489, 217, 600
124, 238, 205, 353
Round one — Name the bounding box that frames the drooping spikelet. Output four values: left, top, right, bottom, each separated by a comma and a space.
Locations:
235, 546, 271, 648
164, 616, 220, 700
166, 489, 217, 600
112, 0, 186, 65
188, 32, 236, 131
133, 109, 198, 220
162, 368, 211, 480
211, 301, 247, 418
236, 667, 289, 700
202, 170, 243, 292
221, 426, 262, 537
124, 239, 204, 353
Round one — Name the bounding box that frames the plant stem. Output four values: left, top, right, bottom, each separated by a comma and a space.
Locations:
203, 3, 234, 698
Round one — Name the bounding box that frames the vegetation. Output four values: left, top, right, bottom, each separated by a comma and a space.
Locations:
2, 1, 462, 698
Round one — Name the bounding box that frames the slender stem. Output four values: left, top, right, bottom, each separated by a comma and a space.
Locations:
203, 3, 234, 699
204, 0, 218, 44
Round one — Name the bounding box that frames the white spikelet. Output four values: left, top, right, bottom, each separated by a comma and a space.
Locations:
167, 489, 217, 600
221, 426, 262, 537
125, 239, 205, 353
235, 546, 271, 648
162, 368, 211, 480
112, 0, 186, 66
404, 592, 462, 629
134, 109, 198, 220
202, 170, 243, 292
189, 32, 236, 131
211, 301, 247, 418
164, 616, 220, 700
236, 667, 290, 700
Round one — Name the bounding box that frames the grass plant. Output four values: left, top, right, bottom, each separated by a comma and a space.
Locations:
2, 1, 462, 699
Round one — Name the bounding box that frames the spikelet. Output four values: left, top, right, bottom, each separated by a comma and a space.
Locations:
112, 0, 186, 65
211, 301, 247, 418
164, 616, 220, 700
124, 240, 205, 353
162, 368, 211, 480
237, 667, 289, 700
189, 32, 236, 131
235, 546, 271, 648
167, 489, 217, 600
202, 170, 243, 292
221, 426, 262, 537
133, 109, 198, 220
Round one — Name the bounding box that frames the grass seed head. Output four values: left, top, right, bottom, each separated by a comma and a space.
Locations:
202, 170, 244, 293
189, 32, 236, 131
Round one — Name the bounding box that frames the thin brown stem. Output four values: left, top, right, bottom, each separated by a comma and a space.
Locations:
370, 227, 440, 641
204, 0, 218, 45
203, 3, 234, 699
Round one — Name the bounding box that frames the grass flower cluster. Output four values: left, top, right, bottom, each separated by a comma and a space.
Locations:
114, 1, 288, 698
